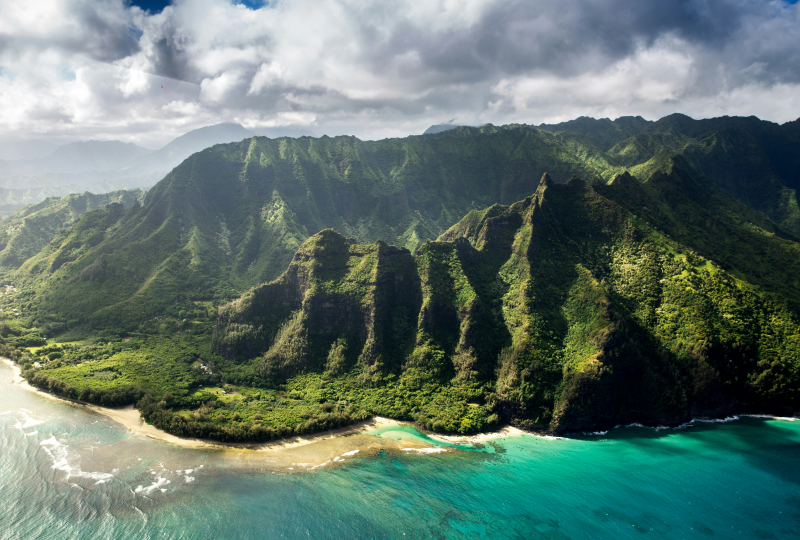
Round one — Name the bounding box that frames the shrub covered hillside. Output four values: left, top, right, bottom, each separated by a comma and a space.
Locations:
214, 172, 800, 434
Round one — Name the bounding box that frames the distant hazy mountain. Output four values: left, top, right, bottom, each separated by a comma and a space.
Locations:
0, 141, 152, 178
0, 172, 162, 219
0, 123, 316, 187
423, 123, 459, 135
127, 123, 256, 174
0, 123, 268, 214
0, 140, 58, 161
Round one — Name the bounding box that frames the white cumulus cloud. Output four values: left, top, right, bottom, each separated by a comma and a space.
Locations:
0, 0, 798, 146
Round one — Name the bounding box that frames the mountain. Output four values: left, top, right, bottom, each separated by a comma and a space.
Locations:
14, 116, 800, 334
126, 123, 255, 175
6, 115, 800, 440
0, 140, 58, 161
540, 113, 800, 233
0, 189, 146, 269
537, 115, 653, 150
206, 170, 797, 434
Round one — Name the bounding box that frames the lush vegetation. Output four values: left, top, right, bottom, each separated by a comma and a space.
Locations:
211, 165, 800, 434
1, 114, 799, 440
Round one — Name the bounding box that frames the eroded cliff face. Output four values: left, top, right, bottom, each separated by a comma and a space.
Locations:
214, 230, 422, 379
214, 173, 800, 434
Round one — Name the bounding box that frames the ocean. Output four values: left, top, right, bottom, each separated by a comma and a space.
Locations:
1, 361, 798, 539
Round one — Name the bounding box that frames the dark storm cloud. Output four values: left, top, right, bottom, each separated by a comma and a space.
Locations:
144, 33, 196, 82
73, 0, 141, 62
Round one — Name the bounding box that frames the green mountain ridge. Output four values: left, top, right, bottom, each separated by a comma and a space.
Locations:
11, 113, 800, 334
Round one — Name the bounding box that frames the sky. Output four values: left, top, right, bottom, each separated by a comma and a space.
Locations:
1, 0, 799, 147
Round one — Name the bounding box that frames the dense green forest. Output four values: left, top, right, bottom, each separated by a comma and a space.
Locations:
1, 113, 799, 440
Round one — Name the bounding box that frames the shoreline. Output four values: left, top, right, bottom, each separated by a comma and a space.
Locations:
1, 358, 513, 468
1, 357, 402, 451
6, 358, 792, 467
1, 357, 524, 450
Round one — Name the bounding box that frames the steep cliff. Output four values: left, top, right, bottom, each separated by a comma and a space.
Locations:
214, 173, 800, 433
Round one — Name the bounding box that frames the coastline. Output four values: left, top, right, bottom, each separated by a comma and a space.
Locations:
1, 357, 505, 469
1, 357, 524, 450
1, 357, 399, 448
3, 358, 795, 470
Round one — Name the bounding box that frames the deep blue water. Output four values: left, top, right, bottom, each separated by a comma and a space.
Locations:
1, 362, 798, 539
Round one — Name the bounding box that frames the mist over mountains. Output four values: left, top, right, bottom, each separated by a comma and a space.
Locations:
0, 123, 315, 217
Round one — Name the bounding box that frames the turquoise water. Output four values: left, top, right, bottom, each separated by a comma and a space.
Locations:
1, 362, 799, 539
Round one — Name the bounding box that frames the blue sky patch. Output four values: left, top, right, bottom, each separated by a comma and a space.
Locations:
127, 0, 171, 13
128, 0, 266, 12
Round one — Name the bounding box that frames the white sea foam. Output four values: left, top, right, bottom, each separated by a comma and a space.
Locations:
743, 414, 797, 421
184, 475, 195, 483
25, 430, 38, 437
18, 409, 45, 429
39, 436, 113, 483
135, 476, 171, 495
401, 447, 447, 453
694, 416, 740, 424
597, 414, 764, 436
134, 507, 147, 524
583, 431, 608, 436
340, 449, 360, 457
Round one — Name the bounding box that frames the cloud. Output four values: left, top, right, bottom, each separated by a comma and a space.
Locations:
0, 0, 798, 146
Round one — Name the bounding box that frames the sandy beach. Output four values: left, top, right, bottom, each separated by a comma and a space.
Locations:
2, 357, 525, 470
